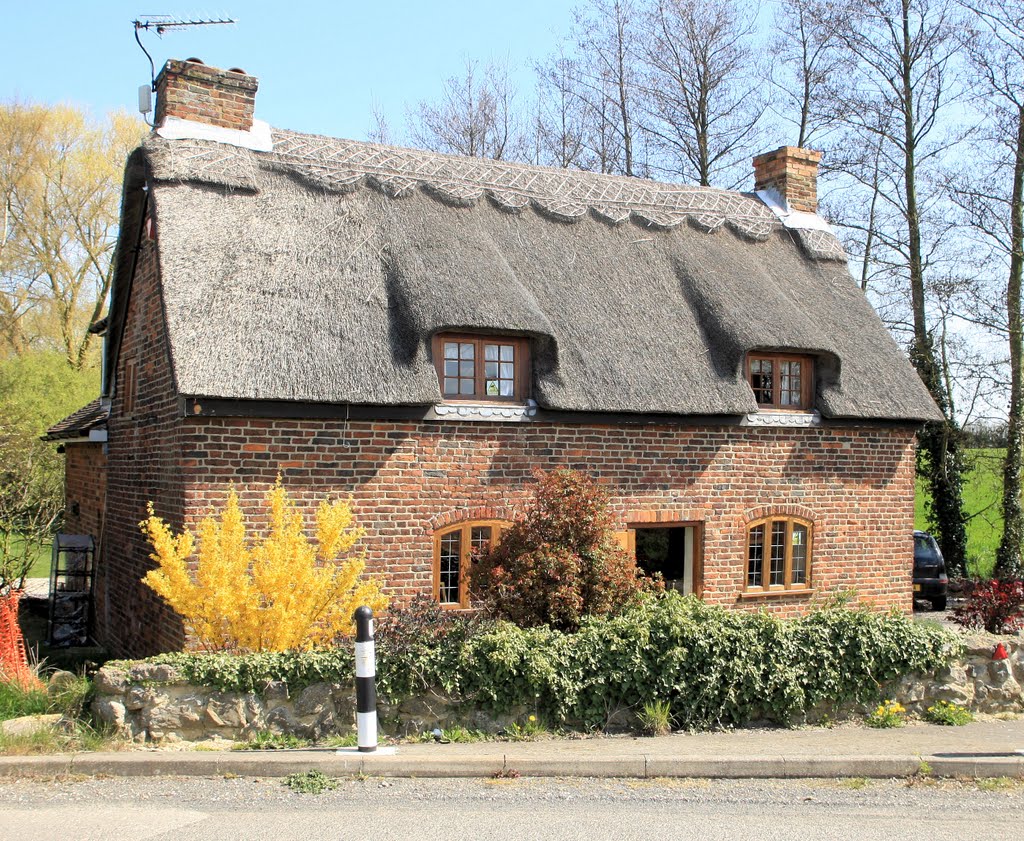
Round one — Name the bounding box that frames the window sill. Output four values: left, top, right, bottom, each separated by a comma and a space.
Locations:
741, 410, 821, 428
739, 587, 815, 600
431, 399, 538, 422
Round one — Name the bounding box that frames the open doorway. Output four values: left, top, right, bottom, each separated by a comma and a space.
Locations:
631, 524, 702, 596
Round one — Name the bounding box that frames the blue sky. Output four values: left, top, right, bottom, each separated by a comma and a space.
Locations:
0, 1, 577, 139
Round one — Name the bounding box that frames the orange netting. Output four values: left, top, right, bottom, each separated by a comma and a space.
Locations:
0, 590, 41, 690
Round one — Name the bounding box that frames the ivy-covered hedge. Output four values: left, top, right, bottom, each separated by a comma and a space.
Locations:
143, 595, 961, 730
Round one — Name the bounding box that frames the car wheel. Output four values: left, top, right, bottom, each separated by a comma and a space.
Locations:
931, 596, 947, 612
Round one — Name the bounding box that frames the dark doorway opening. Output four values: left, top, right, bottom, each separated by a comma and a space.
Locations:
633, 525, 700, 595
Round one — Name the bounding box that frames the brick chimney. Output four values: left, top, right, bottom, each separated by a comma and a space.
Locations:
752, 146, 822, 214
154, 58, 258, 132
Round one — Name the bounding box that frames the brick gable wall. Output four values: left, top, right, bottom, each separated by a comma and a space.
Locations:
97, 229, 187, 656
62, 442, 106, 540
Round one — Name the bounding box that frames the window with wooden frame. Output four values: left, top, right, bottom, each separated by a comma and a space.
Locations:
745, 516, 812, 592
433, 520, 509, 608
747, 353, 813, 410
432, 334, 530, 403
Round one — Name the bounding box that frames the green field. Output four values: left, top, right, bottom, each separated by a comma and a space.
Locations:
915, 448, 1004, 579
1, 534, 52, 581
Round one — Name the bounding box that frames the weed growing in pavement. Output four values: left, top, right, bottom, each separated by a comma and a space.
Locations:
282, 770, 338, 794
975, 776, 1018, 792
418, 726, 491, 744
323, 732, 358, 748
232, 731, 309, 751
865, 700, 906, 728
840, 777, 870, 790
923, 701, 973, 726
636, 700, 673, 736
503, 715, 547, 742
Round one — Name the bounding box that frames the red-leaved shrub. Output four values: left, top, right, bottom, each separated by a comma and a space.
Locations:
470, 469, 653, 630
952, 579, 1024, 634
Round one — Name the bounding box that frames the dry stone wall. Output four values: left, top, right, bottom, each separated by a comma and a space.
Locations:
93, 634, 1023, 744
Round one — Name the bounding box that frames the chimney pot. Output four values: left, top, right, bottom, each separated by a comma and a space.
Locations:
752, 146, 822, 214
154, 58, 258, 132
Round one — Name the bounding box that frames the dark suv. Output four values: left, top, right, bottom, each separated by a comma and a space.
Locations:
913, 530, 948, 611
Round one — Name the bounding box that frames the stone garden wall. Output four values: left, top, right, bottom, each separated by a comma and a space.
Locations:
92, 633, 1023, 744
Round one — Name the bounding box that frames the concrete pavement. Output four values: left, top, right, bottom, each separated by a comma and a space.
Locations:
2, 718, 1023, 780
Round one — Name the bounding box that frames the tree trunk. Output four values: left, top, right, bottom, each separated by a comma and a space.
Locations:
995, 104, 1024, 580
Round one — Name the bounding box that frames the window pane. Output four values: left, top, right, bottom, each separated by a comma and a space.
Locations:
485, 379, 500, 396
791, 524, 808, 585
484, 344, 498, 361
499, 381, 513, 396
500, 362, 514, 379
751, 359, 773, 404
748, 525, 764, 587
471, 526, 492, 555
444, 360, 458, 377
499, 344, 514, 362
460, 360, 474, 377
770, 521, 786, 585
459, 379, 474, 395
459, 342, 474, 360
780, 361, 803, 407
444, 342, 458, 359
439, 531, 462, 603
443, 377, 458, 395
485, 361, 499, 379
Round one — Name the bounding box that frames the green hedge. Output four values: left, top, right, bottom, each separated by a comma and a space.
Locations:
140, 595, 961, 730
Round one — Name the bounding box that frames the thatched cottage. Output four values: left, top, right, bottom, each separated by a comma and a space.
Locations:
50, 59, 940, 657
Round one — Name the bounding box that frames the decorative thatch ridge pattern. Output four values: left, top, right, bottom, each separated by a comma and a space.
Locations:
146, 129, 850, 259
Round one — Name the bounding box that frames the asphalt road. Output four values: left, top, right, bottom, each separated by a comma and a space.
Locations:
1, 775, 1021, 840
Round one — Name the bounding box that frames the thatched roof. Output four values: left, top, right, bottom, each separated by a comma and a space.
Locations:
44, 399, 107, 441
107, 129, 941, 422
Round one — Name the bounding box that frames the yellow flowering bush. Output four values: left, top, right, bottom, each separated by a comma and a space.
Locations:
140, 480, 388, 651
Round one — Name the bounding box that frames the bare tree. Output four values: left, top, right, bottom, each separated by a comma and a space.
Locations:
640, 0, 767, 187
534, 50, 592, 169
407, 58, 524, 160
569, 0, 644, 176
951, 0, 1024, 578
769, 0, 850, 148
826, 0, 969, 575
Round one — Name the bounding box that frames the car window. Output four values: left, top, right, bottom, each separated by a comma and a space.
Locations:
914, 535, 941, 562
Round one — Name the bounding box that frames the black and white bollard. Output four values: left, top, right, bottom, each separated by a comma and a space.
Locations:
353, 605, 378, 753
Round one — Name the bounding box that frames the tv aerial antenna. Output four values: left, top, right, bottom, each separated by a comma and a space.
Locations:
133, 15, 236, 123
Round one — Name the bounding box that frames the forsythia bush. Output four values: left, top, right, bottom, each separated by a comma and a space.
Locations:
140, 480, 388, 651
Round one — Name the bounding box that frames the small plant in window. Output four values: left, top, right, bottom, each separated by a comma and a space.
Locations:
140, 478, 388, 651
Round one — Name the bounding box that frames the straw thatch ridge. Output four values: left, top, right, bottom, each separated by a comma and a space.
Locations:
109, 129, 941, 422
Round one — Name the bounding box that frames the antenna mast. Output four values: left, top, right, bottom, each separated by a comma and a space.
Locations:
133, 15, 237, 93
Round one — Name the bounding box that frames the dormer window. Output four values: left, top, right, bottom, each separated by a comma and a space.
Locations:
747, 353, 813, 411
433, 334, 529, 402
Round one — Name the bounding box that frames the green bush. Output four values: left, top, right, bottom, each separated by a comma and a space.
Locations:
140, 594, 960, 731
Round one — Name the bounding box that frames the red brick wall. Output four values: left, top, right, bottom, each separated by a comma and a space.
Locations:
177, 418, 916, 622
154, 59, 258, 132
63, 442, 106, 539
98, 231, 187, 656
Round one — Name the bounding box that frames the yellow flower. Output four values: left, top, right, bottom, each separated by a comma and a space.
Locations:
528, 715, 537, 723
